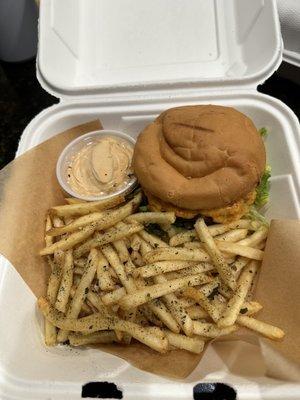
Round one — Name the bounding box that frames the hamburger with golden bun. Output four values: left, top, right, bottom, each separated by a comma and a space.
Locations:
133, 105, 268, 223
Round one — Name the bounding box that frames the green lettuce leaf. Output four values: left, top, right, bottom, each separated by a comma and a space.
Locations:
255, 165, 271, 208
245, 206, 269, 226
259, 127, 268, 138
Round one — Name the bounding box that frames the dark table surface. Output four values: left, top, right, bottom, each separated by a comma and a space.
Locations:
0, 58, 299, 170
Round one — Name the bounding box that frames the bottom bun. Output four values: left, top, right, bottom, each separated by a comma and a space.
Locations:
145, 190, 256, 224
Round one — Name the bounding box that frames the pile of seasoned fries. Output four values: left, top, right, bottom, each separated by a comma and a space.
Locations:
38, 192, 284, 354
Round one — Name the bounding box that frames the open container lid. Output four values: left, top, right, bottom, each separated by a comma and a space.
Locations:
38, 0, 283, 100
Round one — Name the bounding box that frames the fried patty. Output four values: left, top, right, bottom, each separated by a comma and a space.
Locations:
145, 189, 256, 224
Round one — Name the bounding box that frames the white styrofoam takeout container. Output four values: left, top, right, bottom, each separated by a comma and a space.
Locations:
1, 0, 300, 399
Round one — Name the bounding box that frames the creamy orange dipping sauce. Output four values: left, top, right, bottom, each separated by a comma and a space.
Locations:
67, 136, 134, 197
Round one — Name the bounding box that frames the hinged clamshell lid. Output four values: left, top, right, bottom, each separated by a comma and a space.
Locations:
38, 0, 282, 100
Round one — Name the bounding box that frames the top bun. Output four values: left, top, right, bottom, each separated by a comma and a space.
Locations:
133, 105, 266, 210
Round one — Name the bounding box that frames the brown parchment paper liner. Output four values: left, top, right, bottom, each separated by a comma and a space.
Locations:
0, 121, 299, 381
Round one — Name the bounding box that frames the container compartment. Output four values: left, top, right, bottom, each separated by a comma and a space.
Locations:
0, 92, 298, 399
38, 0, 281, 96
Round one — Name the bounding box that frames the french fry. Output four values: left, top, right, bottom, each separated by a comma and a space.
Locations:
139, 305, 163, 327
123, 237, 131, 248
40, 225, 95, 256
165, 330, 205, 354
144, 247, 210, 264
86, 299, 98, 314
211, 281, 229, 302
148, 299, 180, 333
169, 220, 260, 247
211, 294, 227, 315
64, 216, 74, 225
183, 243, 236, 263
126, 212, 175, 225
69, 288, 94, 315
124, 258, 136, 275
136, 261, 198, 278
256, 241, 266, 250
45, 215, 53, 247
154, 275, 194, 336
239, 301, 263, 316
86, 291, 107, 312
206, 292, 260, 321
101, 244, 136, 293
176, 297, 196, 307
120, 310, 137, 344
208, 220, 261, 236
74, 258, 86, 268
52, 216, 64, 228
116, 320, 168, 352
195, 218, 236, 290
177, 279, 216, 300
69, 295, 93, 316
224, 256, 236, 265
48, 195, 142, 237
199, 279, 219, 297
101, 244, 138, 343
139, 230, 169, 249
215, 228, 248, 243
165, 263, 215, 279
164, 271, 191, 280
119, 273, 212, 310
193, 321, 237, 338
145, 326, 166, 340
131, 250, 145, 267
186, 305, 208, 320
74, 267, 84, 275
97, 251, 116, 291
55, 249, 74, 313
113, 239, 130, 263
135, 278, 180, 332
163, 293, 194, 336
130, 234, 142, 251
139, 238, 153, 257
237, 226, 268, 247
44, 319, 57, 346
47, 212, 105, 236
169, 230, 196, 247
50, 216, 65, 244
183, 242, 202, 250
237, 315, 285, 340
184, 287, 221, 323
50, 195, 126, 217
57, 248, 98, 343
46, 252, 64, 306
74, 222, 143, 258
188, 300, 262, 320
101, 287, 126, 305
231, 257, 249, 278
71, 273, 80, 285
69, 331, 117, 346
216, 242, 264, 261
218, 261, 259, 328
44, 254, 60, 346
